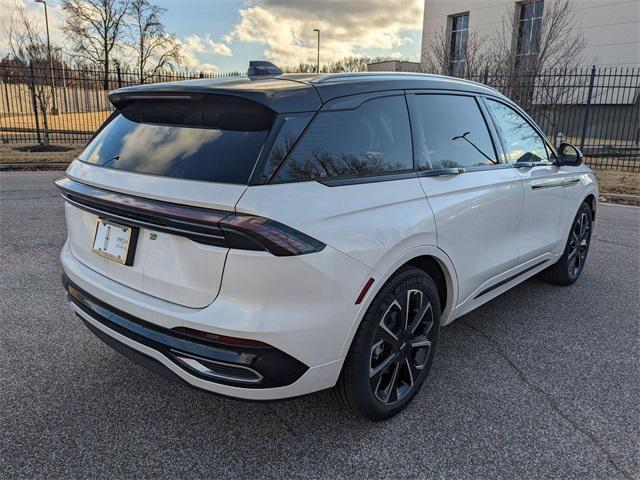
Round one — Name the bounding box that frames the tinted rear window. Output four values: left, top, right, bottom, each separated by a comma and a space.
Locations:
79, 96, 274, 184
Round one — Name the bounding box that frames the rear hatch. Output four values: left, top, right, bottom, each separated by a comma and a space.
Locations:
60, 90, 284, 308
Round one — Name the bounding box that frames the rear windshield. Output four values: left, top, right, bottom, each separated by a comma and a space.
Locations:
79, 96, 274, 184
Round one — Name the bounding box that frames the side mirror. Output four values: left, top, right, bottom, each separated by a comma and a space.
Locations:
557, 143, 584, 166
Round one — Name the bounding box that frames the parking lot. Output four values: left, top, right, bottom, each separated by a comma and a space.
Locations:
1, 171, 638, 479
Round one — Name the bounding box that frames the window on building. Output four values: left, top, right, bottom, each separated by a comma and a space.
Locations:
449, 13, 469, 76
516, 0, 544, 59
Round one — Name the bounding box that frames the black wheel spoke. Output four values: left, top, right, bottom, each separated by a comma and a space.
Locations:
379, 299, 403, 347
379, 360, 400, 403
404, 357, 415, 388
409, 334, 432, 349
410, 302, 431, 335
379, 323, 400, 348
370, 348, 395, 379
405, 289, 423, 334
579, 213, 588, 238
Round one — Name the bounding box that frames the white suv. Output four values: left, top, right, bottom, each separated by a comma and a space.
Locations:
58, 72, 598, 420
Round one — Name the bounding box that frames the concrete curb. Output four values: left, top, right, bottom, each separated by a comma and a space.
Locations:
599, 192, 640, 201
599, 192, 640, 207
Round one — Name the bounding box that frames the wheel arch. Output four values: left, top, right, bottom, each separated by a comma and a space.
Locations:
338, 246, 458, 359
405, 255, 449, 316
584, 193, 597, 220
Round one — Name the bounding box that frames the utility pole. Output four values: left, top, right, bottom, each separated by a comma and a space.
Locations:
35, 0, 58, 114
313, 29, 320, 73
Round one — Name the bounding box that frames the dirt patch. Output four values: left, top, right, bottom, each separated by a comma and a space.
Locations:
13, 145, 75, 153
1, 110, 111, 132
0, 144, 83, 164
593, 169, 640, 196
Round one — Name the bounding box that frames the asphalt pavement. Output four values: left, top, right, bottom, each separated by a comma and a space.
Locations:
1, 171, 638, 479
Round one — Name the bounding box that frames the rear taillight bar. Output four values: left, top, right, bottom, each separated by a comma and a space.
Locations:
55, 176, 325, 256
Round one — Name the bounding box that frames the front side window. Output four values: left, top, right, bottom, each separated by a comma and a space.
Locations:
485, 98, 549, 164
517, 0, 544, 58
413, 94, 497, 170
272, 96, 412, 182
450, 13, 469, 76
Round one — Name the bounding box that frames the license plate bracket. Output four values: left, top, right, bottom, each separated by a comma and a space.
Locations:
91, 218, 139, 266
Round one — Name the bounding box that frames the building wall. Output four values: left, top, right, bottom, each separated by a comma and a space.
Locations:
421, 0, 640, 69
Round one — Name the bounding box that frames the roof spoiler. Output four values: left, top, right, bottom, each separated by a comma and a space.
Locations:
247, 61, 282, 77
107, 91, 276, 131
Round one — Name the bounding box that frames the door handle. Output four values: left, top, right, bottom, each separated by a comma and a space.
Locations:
419, 168, 465, 177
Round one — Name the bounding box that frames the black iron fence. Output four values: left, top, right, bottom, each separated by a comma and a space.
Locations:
467, 66, 640, 172
0, 63, 242, 144
1, 63, 638, 171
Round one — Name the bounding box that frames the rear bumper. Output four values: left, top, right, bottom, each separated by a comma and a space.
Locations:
64, 275, 308, 389
60, 241, 368, 400
65, 278, 344, 400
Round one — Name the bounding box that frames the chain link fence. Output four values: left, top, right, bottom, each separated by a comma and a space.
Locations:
1, 63, 638, 171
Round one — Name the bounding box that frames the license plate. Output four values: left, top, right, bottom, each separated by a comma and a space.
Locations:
92, 218, 137, 265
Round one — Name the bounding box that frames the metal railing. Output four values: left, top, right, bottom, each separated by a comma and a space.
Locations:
0, 63, 242, 144
1, 63, 638, 171
466, 66, 640, 172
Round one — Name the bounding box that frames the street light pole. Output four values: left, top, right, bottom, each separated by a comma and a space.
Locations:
35, 0, 58, 115
313, 29, 320, 73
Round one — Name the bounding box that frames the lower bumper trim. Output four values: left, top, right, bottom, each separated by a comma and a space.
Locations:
63, 274, 308, 389
82, 316, 190, 387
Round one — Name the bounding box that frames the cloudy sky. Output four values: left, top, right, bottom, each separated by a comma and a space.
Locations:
0, 0, 424, 72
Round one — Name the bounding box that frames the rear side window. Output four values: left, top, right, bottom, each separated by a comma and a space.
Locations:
272, 95, 412, 182
79, 95, 275, 184
412, 94, 497, 170
485, 99, 549, 164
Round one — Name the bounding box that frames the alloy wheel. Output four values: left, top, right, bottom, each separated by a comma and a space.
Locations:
567, 211, 591, 278
369, 289, 435, 404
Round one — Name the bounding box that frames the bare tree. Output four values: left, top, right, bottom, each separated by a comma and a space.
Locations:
284, 56, 404, 74
422, 0, 585, 78
284, 63, 315, 73
2, 4, 54, 145
326, 56, 371, 73
488, 0, 587, 137
489, 0, 586, 76
421, 0, 587, 138
127, 0, 182, 83
62, 0, 129, 89
421, 26, 488, 77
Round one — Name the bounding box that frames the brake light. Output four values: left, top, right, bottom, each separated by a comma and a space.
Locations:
55, 177, 325, 256
221, 214, 325, 256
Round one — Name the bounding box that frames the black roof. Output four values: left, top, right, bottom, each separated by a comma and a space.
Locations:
109, 72, 505, 114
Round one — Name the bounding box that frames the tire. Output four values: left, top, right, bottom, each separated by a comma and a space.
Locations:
542, 202, 593, 286
332, 266, 441, 421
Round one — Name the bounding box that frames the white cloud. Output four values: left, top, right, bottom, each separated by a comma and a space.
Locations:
178, 33, 231, 71
227, 0, 423, 66
0, 0, 67, 58
183, 34, 232, 56
197, 63, 219, 72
